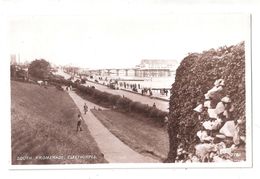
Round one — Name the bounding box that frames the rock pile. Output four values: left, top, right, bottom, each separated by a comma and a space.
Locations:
166, 42, 246, 163
191, 79, 245, 162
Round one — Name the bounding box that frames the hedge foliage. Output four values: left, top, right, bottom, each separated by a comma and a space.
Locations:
166, 42, 245, 162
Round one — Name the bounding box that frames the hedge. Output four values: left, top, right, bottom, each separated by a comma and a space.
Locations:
166, 42, 245, 162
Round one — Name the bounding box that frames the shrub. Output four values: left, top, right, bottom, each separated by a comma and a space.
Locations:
84, 86, 95, 96
78, 84, 87, 92
129, 101, 139, 112
134, 102, 147, 114
81, 79, 86, 84
116, 97, 132, 111
166, 42, 245, 162
149, 108, 159, 118
99, 92, 110, 102
92, 90, 103, 102
108, 95, 121, 105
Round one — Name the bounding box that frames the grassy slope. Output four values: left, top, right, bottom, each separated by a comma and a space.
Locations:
92, 110, 169, 161
11, 81, 106, 164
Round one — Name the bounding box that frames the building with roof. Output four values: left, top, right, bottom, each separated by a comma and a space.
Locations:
135, 59, 179, 78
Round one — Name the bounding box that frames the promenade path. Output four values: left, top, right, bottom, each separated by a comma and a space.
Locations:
68, 90, 158, 163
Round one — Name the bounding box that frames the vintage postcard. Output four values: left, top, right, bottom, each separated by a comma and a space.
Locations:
5, 2, 252, 169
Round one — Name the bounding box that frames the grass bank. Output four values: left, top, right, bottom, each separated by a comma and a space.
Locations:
11, 81, 106, 164
91, 109, 169, 161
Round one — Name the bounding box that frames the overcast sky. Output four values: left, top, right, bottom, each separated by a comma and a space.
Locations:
7, 1, 250, 69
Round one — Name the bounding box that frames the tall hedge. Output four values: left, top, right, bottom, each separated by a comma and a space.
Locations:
166, 42, 245, 162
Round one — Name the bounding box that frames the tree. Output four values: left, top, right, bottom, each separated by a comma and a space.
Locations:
28, 59, 51, 80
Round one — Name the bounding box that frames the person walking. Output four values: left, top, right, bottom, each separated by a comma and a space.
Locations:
165, 89, 168, 96
149, 89, 153, 98
77, 114, 83, 132
83, 103, 88, 114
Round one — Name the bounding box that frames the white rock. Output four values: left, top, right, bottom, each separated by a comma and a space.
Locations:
206, 86, 223, 98
195, 143, 217, 160
191, 156, 200, 162
37, 80, 43, 85
223, 110, 229, 118
240, 136, 246, 143
204, 93, 210, 100
216, 142, 226, 150
219, 121, 237, 137
229, 104, 235, 112
219, 144, 237, 156
237, 119, 245, 124
212, 155, 224, 162
185, 159, 192, 163
203, 121, 213, 130
221, 96, 231, 103
198, 115, 202, 120
193, 104, 203, 113
209, 152, 215, 159
204, 100, 212, 108
214, 79, 225, 87
216, 134, 226, 139
208, 108, 218, 118
177, 148, 184, 155
197, 130, 214, 142
203, 118, 222, 130
215, 101, 225, 115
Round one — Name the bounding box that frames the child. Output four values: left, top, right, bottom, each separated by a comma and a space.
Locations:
77, 114, 83, 132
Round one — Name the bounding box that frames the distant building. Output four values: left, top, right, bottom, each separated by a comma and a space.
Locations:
10, 54, 17, 65
10, 54, 23, 65
135, 59, 179, 78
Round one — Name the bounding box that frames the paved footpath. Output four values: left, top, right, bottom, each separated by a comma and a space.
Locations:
68, 90, 158, 163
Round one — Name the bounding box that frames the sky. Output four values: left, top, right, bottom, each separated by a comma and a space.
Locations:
6, 1, 250, 69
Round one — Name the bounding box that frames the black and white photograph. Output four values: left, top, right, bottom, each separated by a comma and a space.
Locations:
1, 1, 260, 177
